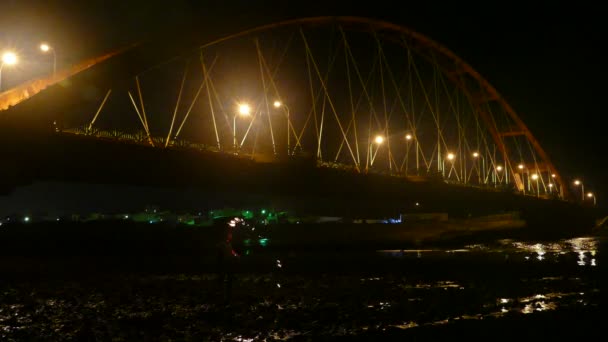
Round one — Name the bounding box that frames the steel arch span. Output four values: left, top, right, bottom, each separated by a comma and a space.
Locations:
0, 16, 569, 200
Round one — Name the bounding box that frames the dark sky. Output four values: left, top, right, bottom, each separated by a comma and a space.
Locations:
1, 0, 606, 213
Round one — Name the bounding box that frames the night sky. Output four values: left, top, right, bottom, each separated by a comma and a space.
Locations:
1, 0, 606, 213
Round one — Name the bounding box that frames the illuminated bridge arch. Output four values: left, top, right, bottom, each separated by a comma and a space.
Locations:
1, 16, 568, 200
198, 17, 566, 198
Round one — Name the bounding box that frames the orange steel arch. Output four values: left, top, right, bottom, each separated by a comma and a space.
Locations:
199, 16, 567, 199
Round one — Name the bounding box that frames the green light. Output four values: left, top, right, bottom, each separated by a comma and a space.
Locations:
259, 238, 269, 247
261, 209, 266, 215
242, 210, 254, 219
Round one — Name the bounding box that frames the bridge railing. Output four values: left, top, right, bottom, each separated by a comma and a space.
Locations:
58, 127, 533, 197
62, 127, 221, 153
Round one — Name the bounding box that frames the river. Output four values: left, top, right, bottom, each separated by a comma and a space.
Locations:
0, 233, 604, 340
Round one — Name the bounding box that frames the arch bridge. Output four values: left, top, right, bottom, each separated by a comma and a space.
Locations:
0, 17, 570, 201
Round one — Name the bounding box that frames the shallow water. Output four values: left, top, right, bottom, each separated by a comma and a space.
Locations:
0, 236, 604, 340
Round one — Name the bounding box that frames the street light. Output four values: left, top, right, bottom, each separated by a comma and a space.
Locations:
442, 152, 455, 178
516, 164, 528, 193
531, 173, 540, 197
472, 152, 485, 184
40, 42, 57, 76
574, 179, 585, 202
404, 134, 414, 175
404, 133, 420, 175
493, 165, 504, 186
0, 51, 18, 91
234, 103, 252, 152
238, 103, 251, 115
587, 192, 596, 206
273, 100, 291, 155
369, 135, 384, 167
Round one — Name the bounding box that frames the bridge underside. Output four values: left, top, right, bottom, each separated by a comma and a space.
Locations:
0, 125, 592, 231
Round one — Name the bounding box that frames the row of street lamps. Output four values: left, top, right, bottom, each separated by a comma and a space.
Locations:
235, 97, 600, 207
233, 100, 290, 154
370, 134, 598, 205
0, 43, 57, 91
574, 179, 596, 205
370, 133, 502, 178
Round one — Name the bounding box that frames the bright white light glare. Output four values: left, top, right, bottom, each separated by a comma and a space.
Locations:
374, 135, 384, 144
447, 153, 455, 161
496, 166, 503, 171
548, 183, 554, 188
273, 100, 282, 108
518, 164, 524, 170
531, 174, 539, 180
574, 180, 581, 185
1, 52, 17, 65
587, 192, 594, 198
40, 43, 51, 52
238, 103, 251, 116
24, 216, 30, 222
472, 152, 479, 158
405, 134, 412, 140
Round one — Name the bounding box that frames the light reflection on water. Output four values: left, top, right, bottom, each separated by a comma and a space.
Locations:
0, 236, 603, 340
378, 236, 599, 267
370, 237, 602, 330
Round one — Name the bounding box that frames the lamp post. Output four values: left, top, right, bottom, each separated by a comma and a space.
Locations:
405, 133, 413, 175
444, 152, 455, 178
40, 43, 56, 76
517, 163, 526, 194
273, 100, 290, 156
531, 173, 540, 197
369, 135, 384, 167
574, 180, 584, 202
495, 165, 503, 187
234, 103, 251, 153
587, 192, 596, 206
406, 132, 420, 175
0, 51, 18, 91
472, 152, 485, 185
